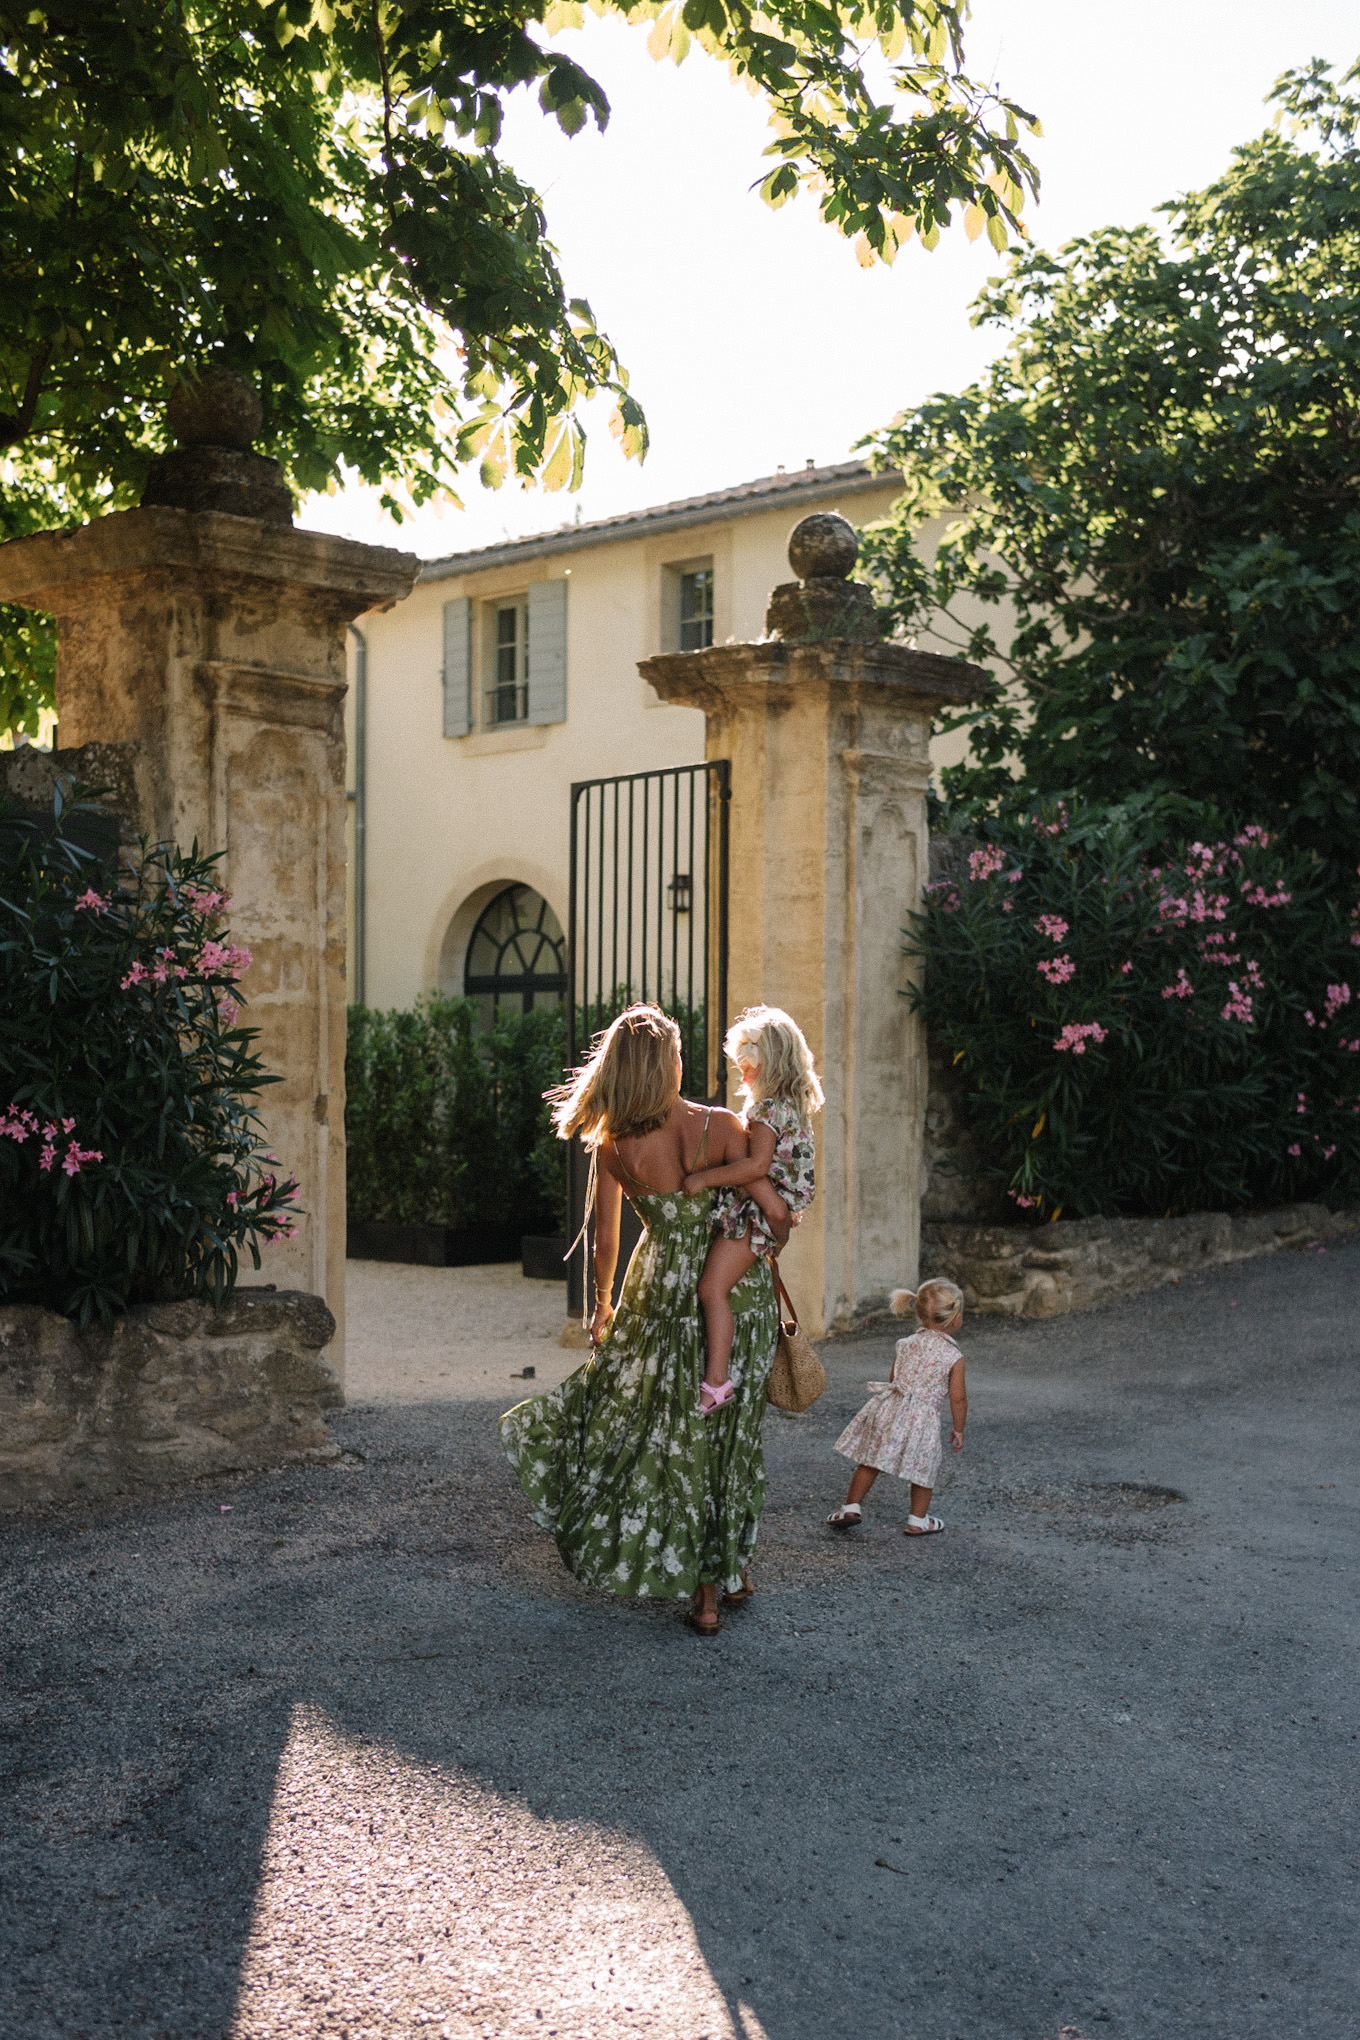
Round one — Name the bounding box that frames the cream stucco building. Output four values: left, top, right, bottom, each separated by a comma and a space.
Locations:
345, 458, 983, 1020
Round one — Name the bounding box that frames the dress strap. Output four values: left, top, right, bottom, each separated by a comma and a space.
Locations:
690, 1108, 713, 1174
608, 1139, 652, 1194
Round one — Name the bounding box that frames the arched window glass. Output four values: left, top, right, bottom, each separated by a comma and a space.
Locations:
465, 885, 566, 1025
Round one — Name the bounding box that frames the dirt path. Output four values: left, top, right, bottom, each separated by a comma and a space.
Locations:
1, 1244, 1356, 2040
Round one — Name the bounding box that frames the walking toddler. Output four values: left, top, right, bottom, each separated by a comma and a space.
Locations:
827, 1279, 967, 1533
681, 1005, 822, 1414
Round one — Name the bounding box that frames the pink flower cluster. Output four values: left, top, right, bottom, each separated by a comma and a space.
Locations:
74, 888, 110, 913
1221, 984, 1254, 1026
969, 844, 1007, 882
1324, 983, 1351, 1022
1037, 954, 1076, 985
200, 938, 252, 980
1008, 1190, 1041, 1208
1031, 802, 1069, 838
1158, 887, 1229, 926
182, 884, 229, 916
1241, 883, 1292, 909
1035, 915, 1069, 943
1054, 1022, 1108, 1054
1162, 970, 1194, 1001
1, 1107, 102, 1176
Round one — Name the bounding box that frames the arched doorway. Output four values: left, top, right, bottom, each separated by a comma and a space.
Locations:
465, 884, 566, 1026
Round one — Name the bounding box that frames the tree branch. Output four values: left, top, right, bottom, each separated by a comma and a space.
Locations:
0, 341, 55, 449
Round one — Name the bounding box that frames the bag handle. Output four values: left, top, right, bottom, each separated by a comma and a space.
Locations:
772, 1261, 798, 1334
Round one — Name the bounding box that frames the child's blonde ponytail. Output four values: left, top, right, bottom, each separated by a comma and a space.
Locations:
890, 1279, 964, 1329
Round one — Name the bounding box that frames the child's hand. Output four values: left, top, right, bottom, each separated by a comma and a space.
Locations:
951, 1428, 964, 1452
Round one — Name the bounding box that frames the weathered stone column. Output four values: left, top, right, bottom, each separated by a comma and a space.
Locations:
641, 515, 984, 1334
0, 377, 417, 1379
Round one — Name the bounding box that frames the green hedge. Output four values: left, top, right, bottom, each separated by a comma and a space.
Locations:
345, 997, 566, 1234
910, 799, 1360, 1219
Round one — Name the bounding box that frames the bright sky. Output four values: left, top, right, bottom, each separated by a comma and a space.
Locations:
300, 0, 1360, 563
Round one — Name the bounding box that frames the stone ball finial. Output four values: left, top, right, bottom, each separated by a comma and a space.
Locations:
167, 367, 262, 453
788, 511, 858, 584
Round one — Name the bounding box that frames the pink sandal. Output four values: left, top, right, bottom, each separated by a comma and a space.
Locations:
699, 1380, 736, 1416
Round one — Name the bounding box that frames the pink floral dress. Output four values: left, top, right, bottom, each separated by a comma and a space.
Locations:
713, 1095, 815, 1260
834, 1328, 962, 1486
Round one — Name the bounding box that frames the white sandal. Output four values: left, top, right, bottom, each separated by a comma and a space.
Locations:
905, 1514, 944, 1535
827, 1503, 863, 1529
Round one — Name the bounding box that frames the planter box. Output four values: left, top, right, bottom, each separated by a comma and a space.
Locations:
522, 1235, 569, 1281
346, 1220, 521, 1267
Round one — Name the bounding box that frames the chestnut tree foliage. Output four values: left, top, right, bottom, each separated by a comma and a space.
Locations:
0, 0, 1039, 733
860, 61, 1360, 870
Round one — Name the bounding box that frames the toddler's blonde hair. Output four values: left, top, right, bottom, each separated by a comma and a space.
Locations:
890, 1278, 964, 1330
547, 1004, 681, 1148
724, 1005, 823, 1121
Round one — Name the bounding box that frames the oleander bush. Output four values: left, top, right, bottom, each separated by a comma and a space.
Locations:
344, 998, 567, 1235
910, 798, 1360, 1218
0, 790, 301, 1326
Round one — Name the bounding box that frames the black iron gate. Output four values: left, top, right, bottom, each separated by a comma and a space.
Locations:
565, 760, 730, 1317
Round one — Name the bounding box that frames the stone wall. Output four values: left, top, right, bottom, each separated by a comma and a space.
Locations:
919, 1202, 1356, 1319
0, 1288, 341, 1512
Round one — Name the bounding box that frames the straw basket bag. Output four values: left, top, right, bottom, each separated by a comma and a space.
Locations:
766, 1263, 826, 1413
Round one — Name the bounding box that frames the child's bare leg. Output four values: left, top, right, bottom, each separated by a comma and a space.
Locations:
828, 1463, 878, 1526
910, 1484, 933, 1516
697, 1234, 757, 1389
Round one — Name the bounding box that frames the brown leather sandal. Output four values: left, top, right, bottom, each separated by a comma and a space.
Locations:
722, 1569, 754, 1605
684, 1603, 720, 1635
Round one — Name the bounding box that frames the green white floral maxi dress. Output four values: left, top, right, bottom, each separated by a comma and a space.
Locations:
500, 1157, 780, 1599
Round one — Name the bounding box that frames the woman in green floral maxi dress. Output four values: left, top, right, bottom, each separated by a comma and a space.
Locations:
500, 1006, 783, 1631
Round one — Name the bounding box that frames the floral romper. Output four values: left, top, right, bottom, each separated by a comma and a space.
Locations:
713, 1094, 815, 1259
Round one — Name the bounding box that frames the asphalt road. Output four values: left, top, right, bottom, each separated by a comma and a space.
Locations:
2, 1238, 1357, 2040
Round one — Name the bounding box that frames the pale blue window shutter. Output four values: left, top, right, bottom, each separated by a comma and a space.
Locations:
526, 578, 567, 726
442, 597, 471, 737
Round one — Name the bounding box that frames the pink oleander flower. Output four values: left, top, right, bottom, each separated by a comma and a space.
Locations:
74, 888, 110, 913
1304, 1010, 1316, 1028
1324, 983, 1351, 1022
1037, 954, 1076, 985
1241, 883, 1291, 908
1035, 915, 1069, 943
1351, 933, 1360, 947
1221, 983, 1253, 1025
1119, 960, 1133, 976
1323, 1144, 1337, 1161
968, 844, 1007, 882
38, 1142, 56, 1172
1054, 1021, 1108, 1054
1297, 1092, 1308, 1114
1006, 869, 1023, 884
61, 1141, 102, 1177
1342, 1039, 1360, 1054
120, 959, 149, 989
1008, 1190, 1041, 1208
1001, 899, 1013, 913
199, 938, 252, 980
1234, 825, 1272, 849
1162, 970, 1194, 1001
0, 1106, 38, 1143
1288, 1143, 1301, 1157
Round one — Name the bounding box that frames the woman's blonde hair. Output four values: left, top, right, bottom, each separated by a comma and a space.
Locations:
547, 1004, 682, 1149
890, 1278, 964, 1330
724, 1005, 824, 1121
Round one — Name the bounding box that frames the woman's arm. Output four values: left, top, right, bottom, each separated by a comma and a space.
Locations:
682, 1120, 777, 1194
948, 1358, 967, 1449
589, 1154, 622, 1343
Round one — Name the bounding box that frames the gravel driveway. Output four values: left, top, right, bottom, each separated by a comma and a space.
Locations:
1, 1240, 1356, 2040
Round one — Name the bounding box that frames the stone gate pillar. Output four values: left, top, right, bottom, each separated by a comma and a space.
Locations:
0, 377, 417, 1379
640, 515, 984, 1335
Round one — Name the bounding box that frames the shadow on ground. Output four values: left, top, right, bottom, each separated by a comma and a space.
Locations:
2, 1242, 1357, 2040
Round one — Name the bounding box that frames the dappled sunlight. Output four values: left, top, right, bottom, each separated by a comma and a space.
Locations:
229, 1703, 749, 2040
